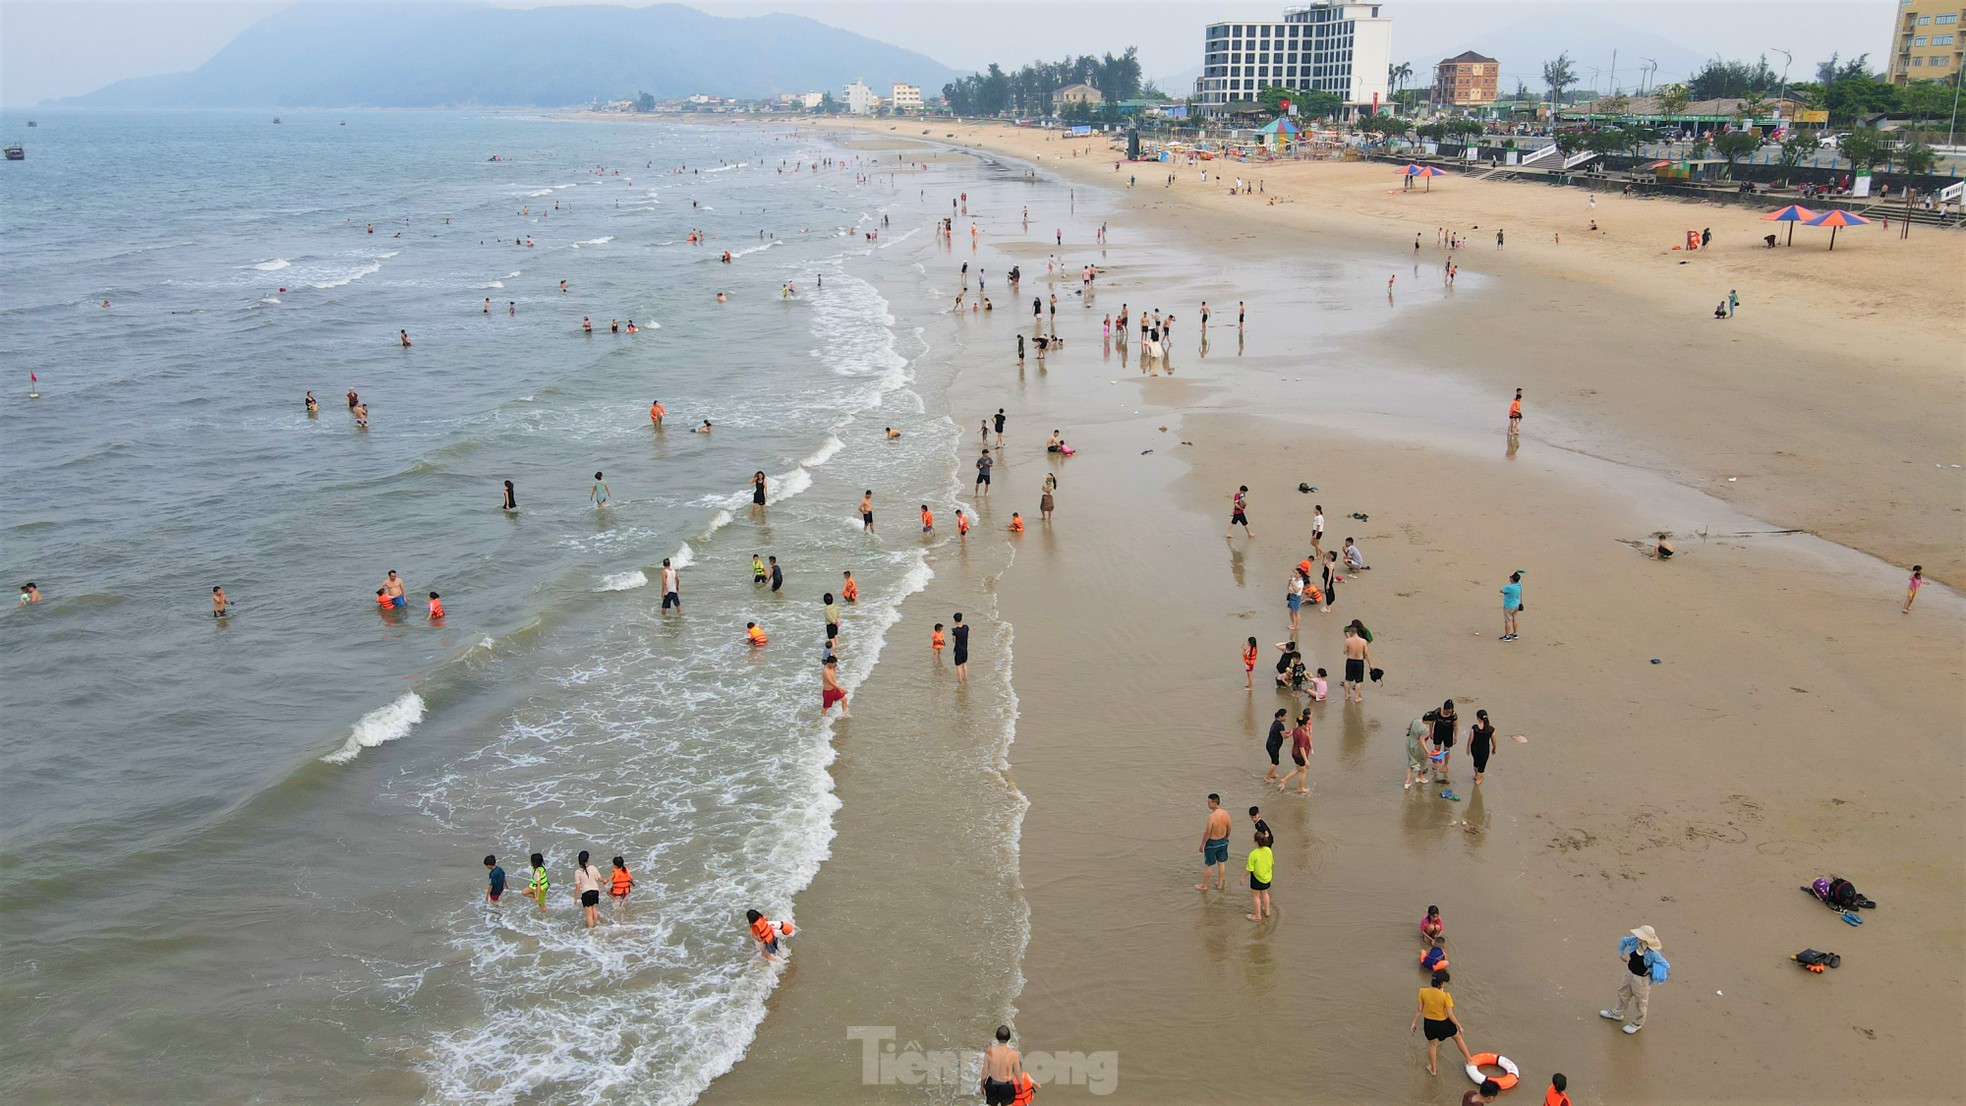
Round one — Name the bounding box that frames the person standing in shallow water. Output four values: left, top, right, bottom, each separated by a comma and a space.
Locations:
1196, 793, 1231, 891
750, 471, 768, 522
590, 472, 611, 509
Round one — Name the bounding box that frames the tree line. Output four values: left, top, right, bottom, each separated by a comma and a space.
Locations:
941, 49, 1148, 116
1537, 50, 1956, 127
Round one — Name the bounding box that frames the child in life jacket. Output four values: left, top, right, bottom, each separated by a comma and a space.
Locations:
746, 909, 794, 961
609, 857, 634, 902
746, 621, 768, 646
932, 623, 946, 654
427, 592, 445, 619
1543, 1073, 1570, 1106
841, 570, 858, 602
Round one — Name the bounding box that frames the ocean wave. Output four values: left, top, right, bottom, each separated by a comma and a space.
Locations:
253, 258, 292, 271
800, 435, 845, 469
311, 261, 381, 290
481, 281, 504, 290
598, 570, 649, 592
320, 691, 425, 765
670, 543, 695, 568
575, 236, 613, 246
377, 250, 400, 259
525, 189, 554, 198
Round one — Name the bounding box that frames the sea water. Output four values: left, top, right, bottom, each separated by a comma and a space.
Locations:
0, 110, 973, 1103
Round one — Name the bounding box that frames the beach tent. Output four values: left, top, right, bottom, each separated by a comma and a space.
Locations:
1401, 164, 1447, 191
1256, 117, 1301, 150
1802, 208, 1869, 251
1760, 204, 1818, 247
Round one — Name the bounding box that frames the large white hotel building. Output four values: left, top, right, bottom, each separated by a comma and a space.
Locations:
1193, 2, 1393, 117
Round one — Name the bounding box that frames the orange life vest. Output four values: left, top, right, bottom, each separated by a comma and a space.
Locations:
1242, 645, 1258, 666
842, 579, 858, 601
1543, 1090, 1569, 1106
427, 599, 445, 618
751, 916, 776, 944
932, 630, 945, 650
1013, 1072, 1036, 1106
610, 868, 633, 896
747, 626, 768, 644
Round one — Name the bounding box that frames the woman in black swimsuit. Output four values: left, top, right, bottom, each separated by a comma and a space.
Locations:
750, 471, 767, 521
1469, 709, 1496, 785
1322, 550, 1340, 611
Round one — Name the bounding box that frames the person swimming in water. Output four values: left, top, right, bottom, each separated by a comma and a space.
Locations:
500, 480, 516, 511
695, 420, 713, 434
211, 585, 231, 618
399, 330, 411, 348
304, 391, 318, 414
590, 471, 611, 509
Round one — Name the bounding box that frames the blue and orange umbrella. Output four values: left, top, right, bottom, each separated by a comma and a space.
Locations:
1759, 204, 1818, 246
1401, 164, 1447, 191
1802, 208, 1870, 251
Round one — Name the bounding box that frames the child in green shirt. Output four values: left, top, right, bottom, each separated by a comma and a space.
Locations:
1246, 829, 1274, 921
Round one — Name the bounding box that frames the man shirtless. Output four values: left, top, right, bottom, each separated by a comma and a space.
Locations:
821, 657, 849, 718
981, 1026, 1024, 1106
1342, 624, 1373, 703
380, 570, 408, 609
1196, 793, 1232, 890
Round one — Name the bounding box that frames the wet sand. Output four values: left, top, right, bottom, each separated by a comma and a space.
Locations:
708, 126, 1965, 1104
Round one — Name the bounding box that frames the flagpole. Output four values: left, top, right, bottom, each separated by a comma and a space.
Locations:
28, 373, 39, 399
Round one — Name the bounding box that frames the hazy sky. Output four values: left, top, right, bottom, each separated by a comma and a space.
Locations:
1, 0, 1894, 108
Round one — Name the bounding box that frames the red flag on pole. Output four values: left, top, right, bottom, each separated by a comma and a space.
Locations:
30, 373, 37, 382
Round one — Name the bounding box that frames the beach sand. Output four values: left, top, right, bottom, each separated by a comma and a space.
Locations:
704, 120, 1964, 1103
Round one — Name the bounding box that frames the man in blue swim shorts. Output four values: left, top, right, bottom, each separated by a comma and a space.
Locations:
382, 570, 408, 608
1197, 793, 1232, 891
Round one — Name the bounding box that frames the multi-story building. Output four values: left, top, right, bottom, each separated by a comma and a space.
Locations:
1431, 50, 1498, 107
844, 80, 879, 115
890, 83, 923, 111
1888, 0, 1964, 84
1193, 1, 1393, 117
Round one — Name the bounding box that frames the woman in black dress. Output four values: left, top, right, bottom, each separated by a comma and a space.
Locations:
1321, 550, 1340, 612
750, 471, 768, 521
1469, 709, 1497, 785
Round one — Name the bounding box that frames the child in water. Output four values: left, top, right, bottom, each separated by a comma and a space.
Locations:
746, 909, 793, 961
427, 592, 445, 620
609, 857, 634, 903
1421, 905, 1445, 943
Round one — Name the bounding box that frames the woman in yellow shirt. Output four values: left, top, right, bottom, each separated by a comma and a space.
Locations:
1410, 968, 1475, 1076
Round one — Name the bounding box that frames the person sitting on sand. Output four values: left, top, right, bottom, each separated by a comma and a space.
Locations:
1648, 536, 1674, 560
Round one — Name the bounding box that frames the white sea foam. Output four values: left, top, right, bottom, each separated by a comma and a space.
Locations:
578, 236, 613, 246
253, 258, 292, 271
598, 570, 649, 592
728, 240, 780, 259
482, 281, 504, 290
505, 270, 522, 279
377, 250, 400, 259
670, 543, 695, 568
699, 508, 734, 537
526, 189, 554, 198
260, 297, 281, 304
800, 435, 845, 469
311, 261, 381, 290
320, 692, 425, 764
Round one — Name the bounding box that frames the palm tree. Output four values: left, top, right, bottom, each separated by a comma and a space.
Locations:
1388, 61, 1414, 102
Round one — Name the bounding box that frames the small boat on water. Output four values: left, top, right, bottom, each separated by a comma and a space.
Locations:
4, 145, 23, 161
273, 117, 282, 124
26, 120, 36, 127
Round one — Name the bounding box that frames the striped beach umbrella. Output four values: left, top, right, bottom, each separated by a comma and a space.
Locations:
1759, 203, 1818, 246
1801, 208, 1870, 251
1401, 164, 1448, 191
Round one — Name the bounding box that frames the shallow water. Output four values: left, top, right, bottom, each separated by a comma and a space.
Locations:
0, 110, 978, 1103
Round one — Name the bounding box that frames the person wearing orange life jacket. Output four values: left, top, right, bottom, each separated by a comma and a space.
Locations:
426, 592, 444, 620
649, 399, 665, 427
931, 623, 946, 657
1011, 1070, 1037, 1106
746, 908, 793, 960
1542, 1072, 1570, 1106
1006, 513, 1024, 533
608, 857, 634, 902
920, 505, 934, 534
840, 571, 858, 603
746, 621, 767, 646
1242, 636, 1260, 690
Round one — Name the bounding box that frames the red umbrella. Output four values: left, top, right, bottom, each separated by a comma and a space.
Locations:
1802, 208, 1870, 251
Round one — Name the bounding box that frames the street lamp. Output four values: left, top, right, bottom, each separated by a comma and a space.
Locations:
1771, 48, 1793, 130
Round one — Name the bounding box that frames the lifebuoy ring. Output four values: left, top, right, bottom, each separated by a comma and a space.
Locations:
1466, 1053, 1519, 1090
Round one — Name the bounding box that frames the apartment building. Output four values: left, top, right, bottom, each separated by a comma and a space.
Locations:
1888, 0, 1964, 84
1193, 1, 1393, 116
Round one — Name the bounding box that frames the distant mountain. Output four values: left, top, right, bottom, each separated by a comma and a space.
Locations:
56, 2, 964, 108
